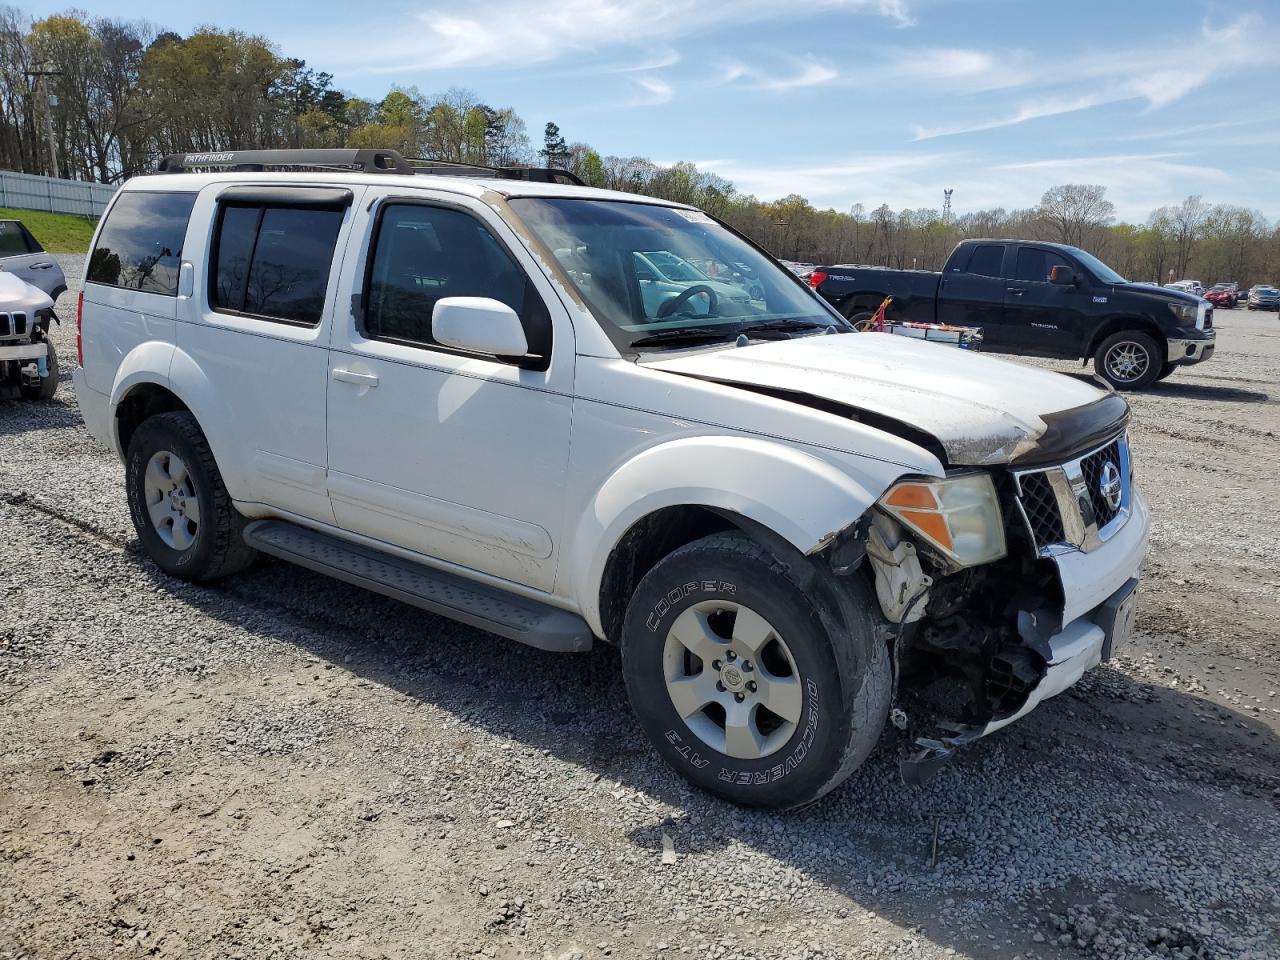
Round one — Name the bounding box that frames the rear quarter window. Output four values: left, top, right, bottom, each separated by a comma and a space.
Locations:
87, 192, 197, 296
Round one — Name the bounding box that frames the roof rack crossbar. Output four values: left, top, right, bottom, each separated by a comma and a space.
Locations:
155, 148, 585, 186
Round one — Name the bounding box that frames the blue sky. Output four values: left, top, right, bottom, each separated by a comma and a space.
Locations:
24, 0, 1280, 221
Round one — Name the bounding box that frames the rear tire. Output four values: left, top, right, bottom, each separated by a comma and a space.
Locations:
1094, 331, 1162, 391
19, 338, 58, 402
621, 532, 890, 809
849, 311, 875, 332
125, 411, 256, 581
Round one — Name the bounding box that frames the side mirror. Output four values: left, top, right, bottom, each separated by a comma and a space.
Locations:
432, 297, 529, 358
1049, 265, 1075, 286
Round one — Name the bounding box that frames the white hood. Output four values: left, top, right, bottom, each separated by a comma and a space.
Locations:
0, 272, 54, 314
643, 332, 1110, 465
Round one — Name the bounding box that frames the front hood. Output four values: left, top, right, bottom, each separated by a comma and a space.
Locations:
643, 333, 1120, 466
1127, 282, 1200, 306
0, 272, 54, 313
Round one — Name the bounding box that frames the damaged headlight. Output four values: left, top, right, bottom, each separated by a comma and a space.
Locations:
878, 473, 1007, 567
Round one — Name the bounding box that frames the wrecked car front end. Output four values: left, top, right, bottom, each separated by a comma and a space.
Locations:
854, 409, 1148, 780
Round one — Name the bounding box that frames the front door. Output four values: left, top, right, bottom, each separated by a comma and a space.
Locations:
1002, 246, 1090, 356
325, 194, 574, 592
0, 220, 63, 298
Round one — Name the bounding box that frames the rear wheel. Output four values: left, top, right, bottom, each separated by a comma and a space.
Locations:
1094, 331, 1162, 390
621, 533, 890, 809
126, 412, 256, 581
19, 339, 58, 401
849, 311, 875, 332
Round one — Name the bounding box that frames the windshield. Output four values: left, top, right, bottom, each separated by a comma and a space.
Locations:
1063, 245, 1128, 285
508, 198, 841, 350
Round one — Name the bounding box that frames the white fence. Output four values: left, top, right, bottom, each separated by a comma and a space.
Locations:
0, 171, 117, 217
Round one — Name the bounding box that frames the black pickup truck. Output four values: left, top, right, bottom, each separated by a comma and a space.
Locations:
808, 239, 1216, 390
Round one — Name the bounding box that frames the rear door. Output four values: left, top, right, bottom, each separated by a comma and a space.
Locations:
1002, 246, 1091, 356
936, 242, 1009, 341
0, 220, 66, 299
175, 184, 362, 523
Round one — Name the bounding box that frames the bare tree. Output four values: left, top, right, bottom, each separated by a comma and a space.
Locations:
1033, 184, 1115, 247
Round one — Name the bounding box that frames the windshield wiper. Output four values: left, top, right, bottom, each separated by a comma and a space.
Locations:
630, 327, 737, 348
736, 319, 837, 338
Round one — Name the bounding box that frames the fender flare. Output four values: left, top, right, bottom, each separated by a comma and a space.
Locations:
1085, 314, 1166, 359
110, 345, 248, 498
566, 435, 904, 636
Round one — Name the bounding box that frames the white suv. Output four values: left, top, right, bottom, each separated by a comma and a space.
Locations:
74, 150, 1149, 809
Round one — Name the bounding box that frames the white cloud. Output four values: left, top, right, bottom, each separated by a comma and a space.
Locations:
325, 0, 914, 73
627, 75, 675, 106
909, 14, 1267, 141
719, 57, 840, 93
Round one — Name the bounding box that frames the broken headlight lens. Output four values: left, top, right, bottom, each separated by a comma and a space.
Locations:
1167, 301, 1197, 323
878, 473, 1007, 567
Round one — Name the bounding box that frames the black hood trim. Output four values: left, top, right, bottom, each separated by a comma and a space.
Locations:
1010, 393, 1130, 467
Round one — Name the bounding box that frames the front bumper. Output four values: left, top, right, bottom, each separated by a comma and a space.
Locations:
1167, 333, 1215, 366
0, 340, 47, 363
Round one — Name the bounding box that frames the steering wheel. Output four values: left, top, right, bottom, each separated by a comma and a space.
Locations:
657, 284, 719, 319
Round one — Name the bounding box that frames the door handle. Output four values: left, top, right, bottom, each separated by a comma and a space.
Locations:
1007, 287, 1026, 296
30, 262, 54, 270
331, 367, 379, 387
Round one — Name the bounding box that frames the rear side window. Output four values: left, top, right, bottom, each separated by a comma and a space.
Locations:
1012, 248, 1071, 283
87, 192, 196, 296
364, 203, 549, 357
211, 204, 344, 326
0, 221, 37, 255
963, 244, 1005, 278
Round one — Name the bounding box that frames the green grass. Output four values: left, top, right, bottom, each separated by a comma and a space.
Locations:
0, 207, 98, 253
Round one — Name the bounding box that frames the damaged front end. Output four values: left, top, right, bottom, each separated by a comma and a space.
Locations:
826, 431, 1146, 783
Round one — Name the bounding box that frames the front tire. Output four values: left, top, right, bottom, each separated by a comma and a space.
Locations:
125, 412, 256, 581
19, 338, 58, 401
1094, 331, 1162, 390
621, 533, 890, 809
1156, 361, 1179, 381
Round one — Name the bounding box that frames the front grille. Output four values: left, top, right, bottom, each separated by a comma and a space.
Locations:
1080, 439, 1122, 528
1015, 471, 1064, 549
0, 312, 28, 339
1204, 310, 1213, 329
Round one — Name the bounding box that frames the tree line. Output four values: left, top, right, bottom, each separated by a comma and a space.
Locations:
2, 6, 1277, 286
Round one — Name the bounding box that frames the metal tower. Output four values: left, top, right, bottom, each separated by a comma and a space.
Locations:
942, 188, 953, 223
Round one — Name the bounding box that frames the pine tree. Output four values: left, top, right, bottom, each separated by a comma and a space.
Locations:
540, 121, 568, 168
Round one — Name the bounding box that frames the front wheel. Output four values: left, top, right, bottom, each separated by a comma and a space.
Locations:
19, 338, 58, 401
125, 412, 256, 581
1094, 331, 1163, 390
621, 533, 890, 809
1156, 361, 1179, 382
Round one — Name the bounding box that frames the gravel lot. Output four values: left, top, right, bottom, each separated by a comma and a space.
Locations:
2, 255, 1277, 960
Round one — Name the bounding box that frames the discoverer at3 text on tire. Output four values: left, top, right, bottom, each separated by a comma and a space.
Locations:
125, 411, 256, 582
621, 533, 891, 809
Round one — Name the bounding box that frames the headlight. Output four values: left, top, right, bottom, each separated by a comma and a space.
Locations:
878, 473, 1007, 567
1167, 302, 1197, 323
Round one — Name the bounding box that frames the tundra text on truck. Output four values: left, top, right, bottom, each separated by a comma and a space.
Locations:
74, 150, 1149, 808
809, 239, 1216, 390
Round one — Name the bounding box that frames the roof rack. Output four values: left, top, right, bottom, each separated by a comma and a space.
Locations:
156, 149, 584, 186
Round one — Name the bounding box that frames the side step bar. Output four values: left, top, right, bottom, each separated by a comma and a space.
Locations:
242, 520, 593, 653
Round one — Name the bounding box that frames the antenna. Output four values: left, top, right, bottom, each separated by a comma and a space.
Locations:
942, 188, 954, 223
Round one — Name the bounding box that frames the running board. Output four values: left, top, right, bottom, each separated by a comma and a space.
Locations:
242, 520, 592, 653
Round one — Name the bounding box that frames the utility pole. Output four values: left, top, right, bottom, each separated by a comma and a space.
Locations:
25, 68, 62, 178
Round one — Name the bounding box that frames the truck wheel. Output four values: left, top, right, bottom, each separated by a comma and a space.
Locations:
621, 532, 890, 809
19, 339, 58, 402
849, 311, 875, 332
1156, 362, 1178, 382
1094, 331, 1162, 390
125, 411, 256, 582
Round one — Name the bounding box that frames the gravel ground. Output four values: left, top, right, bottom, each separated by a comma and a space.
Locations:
1, 255, 1277, 960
